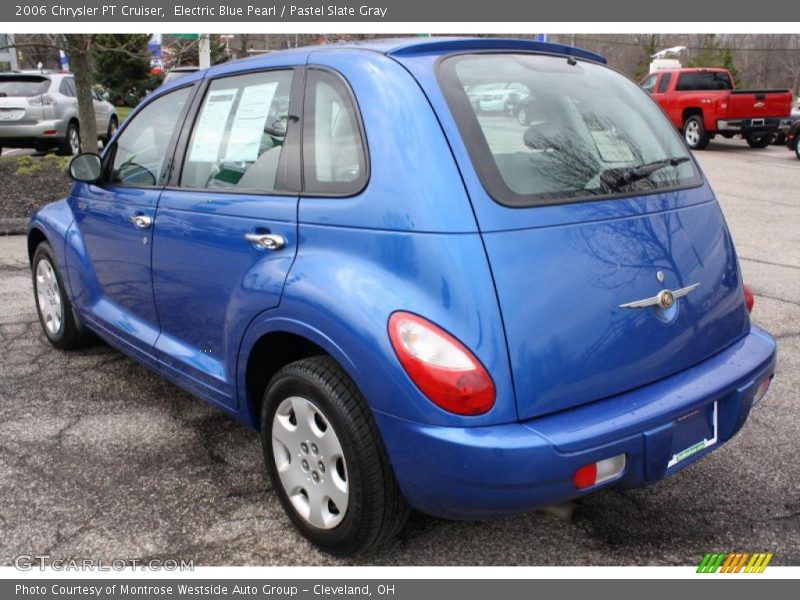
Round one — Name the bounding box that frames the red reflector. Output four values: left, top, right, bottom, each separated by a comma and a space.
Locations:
744, 284, 754, 313
42, 130, 58, 135
573, 463, 597, 489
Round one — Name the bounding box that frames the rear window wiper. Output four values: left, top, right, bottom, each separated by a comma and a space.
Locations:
600, 156, 690, 191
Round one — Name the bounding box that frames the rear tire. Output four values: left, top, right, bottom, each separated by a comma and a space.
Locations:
745, 132, 774, 148
58, 122, 80, 156
683, 115, 710, 150
32, 241, 95, 349
795, 142, 800, 160
261, 356, 409, 556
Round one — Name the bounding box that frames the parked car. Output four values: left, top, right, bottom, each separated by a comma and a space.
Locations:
28, 38, 777, 556
475, 82, 529, 113
162, 66, 200, 86
640, 67, 793, 149
0, 71, 118, 156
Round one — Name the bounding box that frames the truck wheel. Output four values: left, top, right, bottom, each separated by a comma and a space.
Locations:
683, 116, 710, 150
795, 142, 800, 160
745, 133, 774, 148
261, 356, 409, 556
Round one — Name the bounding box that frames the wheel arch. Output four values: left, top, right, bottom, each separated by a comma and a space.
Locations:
27, 226, 48, 264
682, 107, 704, 125
238, 318, 360, 431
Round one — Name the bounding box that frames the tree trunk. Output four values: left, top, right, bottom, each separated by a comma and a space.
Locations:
64, 35, 98, 154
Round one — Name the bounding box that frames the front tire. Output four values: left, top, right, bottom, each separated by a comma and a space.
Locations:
32, 242, 95, 349
261, 356, 409, 556
683, 115, 710, 150
795, 141, 800, 160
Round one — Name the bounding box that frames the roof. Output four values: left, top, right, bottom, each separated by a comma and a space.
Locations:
159, 37, 607, 95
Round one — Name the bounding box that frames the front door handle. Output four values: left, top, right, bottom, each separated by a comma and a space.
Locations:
129, 214, 153, 229
244, 233, 286, 251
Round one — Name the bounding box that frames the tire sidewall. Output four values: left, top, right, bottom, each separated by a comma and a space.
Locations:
32, 243, 67, 345
261, 369, 369, 553
684, 116, 705, 149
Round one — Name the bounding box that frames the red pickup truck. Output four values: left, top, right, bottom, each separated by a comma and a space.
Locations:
640, 68, 793, 150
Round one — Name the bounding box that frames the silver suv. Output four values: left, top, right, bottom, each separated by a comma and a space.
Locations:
0, 71, 118, 156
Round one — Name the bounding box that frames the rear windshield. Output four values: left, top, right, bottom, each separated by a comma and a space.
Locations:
438, 54, 701, 207
676, 71, 733, 91
0, 76, 49, 98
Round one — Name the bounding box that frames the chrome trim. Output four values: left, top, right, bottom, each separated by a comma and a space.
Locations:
619, 283, 700, 309
244, 232, 286, 251
129, 214, 152, 229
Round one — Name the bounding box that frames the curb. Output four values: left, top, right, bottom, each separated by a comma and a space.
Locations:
0, 219, 27, 236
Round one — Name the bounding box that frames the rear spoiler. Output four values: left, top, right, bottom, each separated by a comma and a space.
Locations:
387, 37, 607, 64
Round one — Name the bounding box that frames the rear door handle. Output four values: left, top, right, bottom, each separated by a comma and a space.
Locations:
129, 214, 152, 229
244, 233, 286, 251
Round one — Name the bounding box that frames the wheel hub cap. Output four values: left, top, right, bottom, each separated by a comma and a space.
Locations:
686, 122, 699, 145
271, 396, 349, 530
35, 260, 63, 335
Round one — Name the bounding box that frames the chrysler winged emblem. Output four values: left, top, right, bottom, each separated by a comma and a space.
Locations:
619, 283, 699, 309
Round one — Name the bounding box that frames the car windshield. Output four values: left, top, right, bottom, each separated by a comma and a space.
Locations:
0, 76, 49, 98
438, 53, 700, 207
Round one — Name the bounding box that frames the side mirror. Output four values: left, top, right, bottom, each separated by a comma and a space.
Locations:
68, 152, 103, 183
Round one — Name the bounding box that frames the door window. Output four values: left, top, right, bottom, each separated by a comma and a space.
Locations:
640, 74, 657, 94
180, 70, 295, 193
109, 86, 192, 187
657, 73, 672, 93
302, 69, 368, 195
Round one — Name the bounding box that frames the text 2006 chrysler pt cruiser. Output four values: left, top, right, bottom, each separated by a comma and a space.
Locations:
28, 38, 777, 555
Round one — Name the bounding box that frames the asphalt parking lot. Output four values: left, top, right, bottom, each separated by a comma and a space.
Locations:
0, 138, 798, 566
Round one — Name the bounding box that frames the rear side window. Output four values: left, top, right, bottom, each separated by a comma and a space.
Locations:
676, 71, 732, 91
0, 76, 48, 97
657, 73, 672, 93
110, 86, 191, 187
302, 69, 368, 196
59, 78, 76, 97
181, 70, 295, 193
438, 53, 700, 207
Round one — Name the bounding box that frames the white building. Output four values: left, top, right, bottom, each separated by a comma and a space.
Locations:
0, 34, 19, 71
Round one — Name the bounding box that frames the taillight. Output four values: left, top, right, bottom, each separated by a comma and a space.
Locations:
744, 284, 754, 313
573, 455, 626, 489
388, 311, 495, 416
29, 94, 54, 106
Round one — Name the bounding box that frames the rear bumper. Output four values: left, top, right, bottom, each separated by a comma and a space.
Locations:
716, 117, 793, 134
375, 326, 777, 519
0, 120, 66, 147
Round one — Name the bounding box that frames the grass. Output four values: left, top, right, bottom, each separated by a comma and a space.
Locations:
116, 106, 134, 122
9, 154, 71, 176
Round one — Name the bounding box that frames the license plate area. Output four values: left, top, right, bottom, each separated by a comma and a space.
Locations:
667, 402, 718, 468
751, 118, 765, 127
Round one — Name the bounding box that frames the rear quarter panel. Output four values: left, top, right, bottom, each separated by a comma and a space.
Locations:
237, 50, 517, 428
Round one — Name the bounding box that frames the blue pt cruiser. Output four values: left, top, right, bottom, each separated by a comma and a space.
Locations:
28, 38, 777, 555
